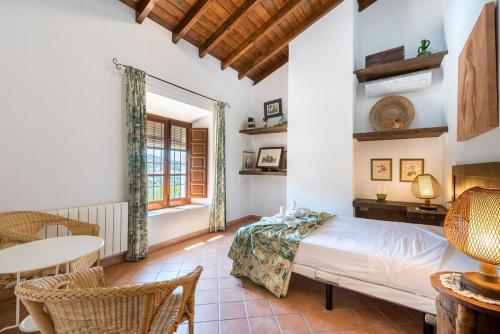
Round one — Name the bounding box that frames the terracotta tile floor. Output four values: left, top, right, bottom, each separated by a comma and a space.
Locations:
0, 223, 424, 334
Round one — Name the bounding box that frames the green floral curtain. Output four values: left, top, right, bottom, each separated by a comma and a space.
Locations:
209, 101, 228, 232
125, 66, 148, 261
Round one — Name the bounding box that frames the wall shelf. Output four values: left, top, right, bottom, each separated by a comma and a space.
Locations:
353, 126, 448, 141
354, 51, 448, 83
239, 170, 287, 176
239, 123, 287, 135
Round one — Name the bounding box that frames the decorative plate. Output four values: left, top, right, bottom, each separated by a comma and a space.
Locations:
370, 96, 415, 131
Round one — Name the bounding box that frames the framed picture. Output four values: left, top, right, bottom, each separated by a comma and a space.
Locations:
264, 99, 283, 120
371, 159, 392, 181
281, 151, 287, 171
257, 147, 284, 169
400, 159, 424, 182
241, 151, 256, 171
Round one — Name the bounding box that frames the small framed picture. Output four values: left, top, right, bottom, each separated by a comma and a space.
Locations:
264, 98, 283, 120
400, 159, 424, 182
281, 151, 287, 171
371, 159, 392, 181
241, 151, 256, 171
257, 147, 284, 169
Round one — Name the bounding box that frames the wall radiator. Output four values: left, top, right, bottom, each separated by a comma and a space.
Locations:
40, 202, 129, 259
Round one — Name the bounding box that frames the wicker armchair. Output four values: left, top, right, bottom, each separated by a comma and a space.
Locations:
0, 211, 100, 289
15, 266, 203, 334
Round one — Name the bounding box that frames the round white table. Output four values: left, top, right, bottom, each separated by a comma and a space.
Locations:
0, 236, 104, 332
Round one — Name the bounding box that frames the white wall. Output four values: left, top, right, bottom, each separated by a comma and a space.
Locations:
288, 0, 355, 216
354, 137, 445, 204
0, 0, 254, 245
356, 0, 445, 69
353, 0, 448, 204
442, 0, 500, 199
247, 65, 288, 216
356, 0, 446, 133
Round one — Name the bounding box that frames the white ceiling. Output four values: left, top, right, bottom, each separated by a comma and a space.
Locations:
146, 92, 211, 122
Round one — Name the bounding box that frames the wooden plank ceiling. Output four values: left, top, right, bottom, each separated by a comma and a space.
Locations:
121, 0, 376, 84
121, 0, 345, 84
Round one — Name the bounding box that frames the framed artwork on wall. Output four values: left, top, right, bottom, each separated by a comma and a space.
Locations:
264, 99, 283, 120
257, 147, 284, 169
241, 151, 256, 171
371, 159, 392, 181
457, 2, 498, 141
400, 159, 424, 182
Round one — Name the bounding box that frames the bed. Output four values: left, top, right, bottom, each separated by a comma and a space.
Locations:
293, 216, 477, 314
291, 162, 500, 327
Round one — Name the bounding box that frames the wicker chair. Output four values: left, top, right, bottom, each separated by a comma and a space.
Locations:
15, 266, 203, 334
0, 211, 100, 290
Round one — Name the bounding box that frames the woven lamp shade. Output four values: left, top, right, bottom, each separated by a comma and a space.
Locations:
411, 174, 441, 199
444, 187, 500, 265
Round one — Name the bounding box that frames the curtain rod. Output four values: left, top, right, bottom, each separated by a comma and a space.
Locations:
113, 58, 220, 103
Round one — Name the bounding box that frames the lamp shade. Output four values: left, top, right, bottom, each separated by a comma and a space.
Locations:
411, 174, 441, 199
444, 187, 500, 265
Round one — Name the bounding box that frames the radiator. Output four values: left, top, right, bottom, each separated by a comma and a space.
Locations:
40, 202, 129, 259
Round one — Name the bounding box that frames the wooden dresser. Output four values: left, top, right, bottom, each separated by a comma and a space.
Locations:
353, 198, 448, 226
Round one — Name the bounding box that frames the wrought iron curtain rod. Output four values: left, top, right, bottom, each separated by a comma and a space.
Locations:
113, 58, 218, 103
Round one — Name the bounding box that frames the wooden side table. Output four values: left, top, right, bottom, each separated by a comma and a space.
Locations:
431, 272, 500, 334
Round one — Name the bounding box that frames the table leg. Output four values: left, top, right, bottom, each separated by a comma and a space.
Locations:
66, 262, 70, 274
16, 272, 20, 324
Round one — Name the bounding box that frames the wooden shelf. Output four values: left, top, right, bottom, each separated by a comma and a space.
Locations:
239, 123, 287, 135
354, 51, 448, 83
353, 126, 448, 141
239, 170, 287, 176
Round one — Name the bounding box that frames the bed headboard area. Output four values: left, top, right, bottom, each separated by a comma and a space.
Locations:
452, 162, 500, 200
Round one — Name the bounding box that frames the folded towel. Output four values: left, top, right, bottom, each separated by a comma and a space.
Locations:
261, 216, 302, 227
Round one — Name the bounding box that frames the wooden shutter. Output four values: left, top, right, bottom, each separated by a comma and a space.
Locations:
189, 128, 208, 198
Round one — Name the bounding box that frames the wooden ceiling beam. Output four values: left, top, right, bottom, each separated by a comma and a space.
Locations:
253, 53, 289, 85
136, 0, 158, 23
221, 0, 303, 70
358, 0, 377, 12
199, 0, 261, 58
238, 0, 342, 80
172, 0, 213, 44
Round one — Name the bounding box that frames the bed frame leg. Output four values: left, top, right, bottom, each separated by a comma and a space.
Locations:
423, 313, 435, 334
325, 284, 333, 310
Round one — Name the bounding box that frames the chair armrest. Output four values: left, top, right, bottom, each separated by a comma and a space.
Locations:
151, 267, 203, 318
65, 220, 99, 236
0, 229, 39, 247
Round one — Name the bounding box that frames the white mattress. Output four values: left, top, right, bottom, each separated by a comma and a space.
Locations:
293, 216, 479, 312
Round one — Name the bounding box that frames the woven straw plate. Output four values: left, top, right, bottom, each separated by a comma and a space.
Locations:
370, 96, 415, 131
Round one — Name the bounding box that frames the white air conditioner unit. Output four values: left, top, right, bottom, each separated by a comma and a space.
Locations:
365, 71, 432, 97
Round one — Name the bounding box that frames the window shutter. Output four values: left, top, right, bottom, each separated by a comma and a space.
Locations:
189, 128, 208, 198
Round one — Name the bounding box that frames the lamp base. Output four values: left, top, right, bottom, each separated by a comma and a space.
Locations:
416, 199, 438, 212
460, 272, 500, 299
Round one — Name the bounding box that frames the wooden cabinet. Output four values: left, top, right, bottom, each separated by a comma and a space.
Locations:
353, 198, 447, 226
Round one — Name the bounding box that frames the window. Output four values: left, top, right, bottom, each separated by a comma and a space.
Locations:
146, 115, 192, 210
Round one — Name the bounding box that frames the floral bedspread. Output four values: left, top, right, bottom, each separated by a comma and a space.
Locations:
228, 213, 335, 297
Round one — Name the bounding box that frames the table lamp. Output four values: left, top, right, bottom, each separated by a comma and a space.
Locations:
444, 187, 500, 298
411, 174, 441, 211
